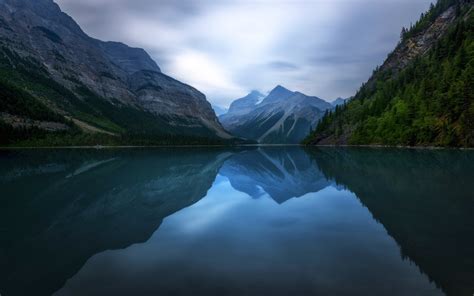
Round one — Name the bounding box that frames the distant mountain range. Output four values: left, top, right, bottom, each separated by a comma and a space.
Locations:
219, 86, 332, 144
306, 0, 473, 147
3, 0, 465, 147
212, 105, 228, 116
0, 0, 234, 146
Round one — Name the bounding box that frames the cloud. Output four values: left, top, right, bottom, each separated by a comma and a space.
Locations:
168, 50, 245, 106
56, 0, 434, 107
266, 61, 300, 72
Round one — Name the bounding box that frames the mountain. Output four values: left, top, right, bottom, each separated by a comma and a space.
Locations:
223, 90, 266, 116
219, 86, 332, 144
220, 147, 333, 204
211, 104, 228, 116
0, 0, 233, 146
305, 0, 474, 147
331, 97, 348, 107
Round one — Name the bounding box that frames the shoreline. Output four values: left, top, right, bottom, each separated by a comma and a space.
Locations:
310, 144, 474, 150
0, 144, 472, 150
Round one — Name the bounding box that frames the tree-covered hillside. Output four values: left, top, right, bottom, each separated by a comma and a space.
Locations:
0, 0, 235, 147
0, 48, 230, 146
305, 0, 474, 147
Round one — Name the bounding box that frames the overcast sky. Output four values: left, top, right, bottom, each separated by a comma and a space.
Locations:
56, 0, 433, 107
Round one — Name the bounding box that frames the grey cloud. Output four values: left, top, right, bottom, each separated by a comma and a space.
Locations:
55, 0, 434, 106
58, 0, 206, 19
266, 61, 300, 71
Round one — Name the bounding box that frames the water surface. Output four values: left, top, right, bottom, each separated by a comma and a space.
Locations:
0, 147, 473, 296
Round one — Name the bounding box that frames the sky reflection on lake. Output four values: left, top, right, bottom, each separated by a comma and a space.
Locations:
1, 147, 473, 296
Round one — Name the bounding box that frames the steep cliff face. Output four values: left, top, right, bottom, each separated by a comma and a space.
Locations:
306, 0, 474, 147
220, 86, 332, 144
0, 0, 232, 145
378, 6, 457, 75
98, 41, 162, 75
225, 90, 266, 116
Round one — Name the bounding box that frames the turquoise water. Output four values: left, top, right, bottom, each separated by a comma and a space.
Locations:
0, 147, 473, 296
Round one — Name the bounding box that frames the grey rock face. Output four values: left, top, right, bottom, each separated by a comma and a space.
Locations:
0, 0, 231, 139
260, 85, 293, 105
366, 5, 457, 89
0, 112, 70, 132
226, 90, 266, 116
99, 41, 161, 75
220, 86, 332, 144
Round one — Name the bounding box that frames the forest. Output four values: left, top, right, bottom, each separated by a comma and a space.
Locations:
0, 46, 232, 146
306, 0, 474, 147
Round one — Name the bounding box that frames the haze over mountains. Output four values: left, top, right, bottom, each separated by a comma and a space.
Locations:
220, 86, 332, 144
211, 105, 228, 117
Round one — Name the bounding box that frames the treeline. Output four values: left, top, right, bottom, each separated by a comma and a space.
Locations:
0, 79, 68, 124
0, 122, 235, 147
401, 0, 464, 41
305, 0, 474, 147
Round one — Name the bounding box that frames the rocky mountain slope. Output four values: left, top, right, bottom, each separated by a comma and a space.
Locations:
305, 0, 474, 147
0, 0, 232, 146
220, 86, 332, 144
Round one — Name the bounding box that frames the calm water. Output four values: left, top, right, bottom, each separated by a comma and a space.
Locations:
0, 147, 473, 296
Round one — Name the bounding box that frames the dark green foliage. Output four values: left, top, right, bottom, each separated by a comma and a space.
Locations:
33, 26, 63, 44
0, 79, 66, 123
0, 121, 111, 146
74, 85, 222, 138
0, 118, 232, 147
306, 3, 474, 147
0, 44, 233, 146
0, 46, 116, 131
402, 0, 463, 41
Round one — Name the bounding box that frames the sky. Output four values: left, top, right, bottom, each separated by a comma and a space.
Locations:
56, 0, 434, 107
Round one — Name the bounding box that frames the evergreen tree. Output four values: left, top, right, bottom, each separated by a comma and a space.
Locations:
305, 1, 474, 147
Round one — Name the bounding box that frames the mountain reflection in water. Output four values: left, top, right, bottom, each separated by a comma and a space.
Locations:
0, 147, 472, 296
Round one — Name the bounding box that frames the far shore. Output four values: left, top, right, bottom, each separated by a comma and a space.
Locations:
0, 144, 473, 150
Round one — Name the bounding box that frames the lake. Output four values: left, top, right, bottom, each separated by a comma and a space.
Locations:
0, 147, 473, 296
